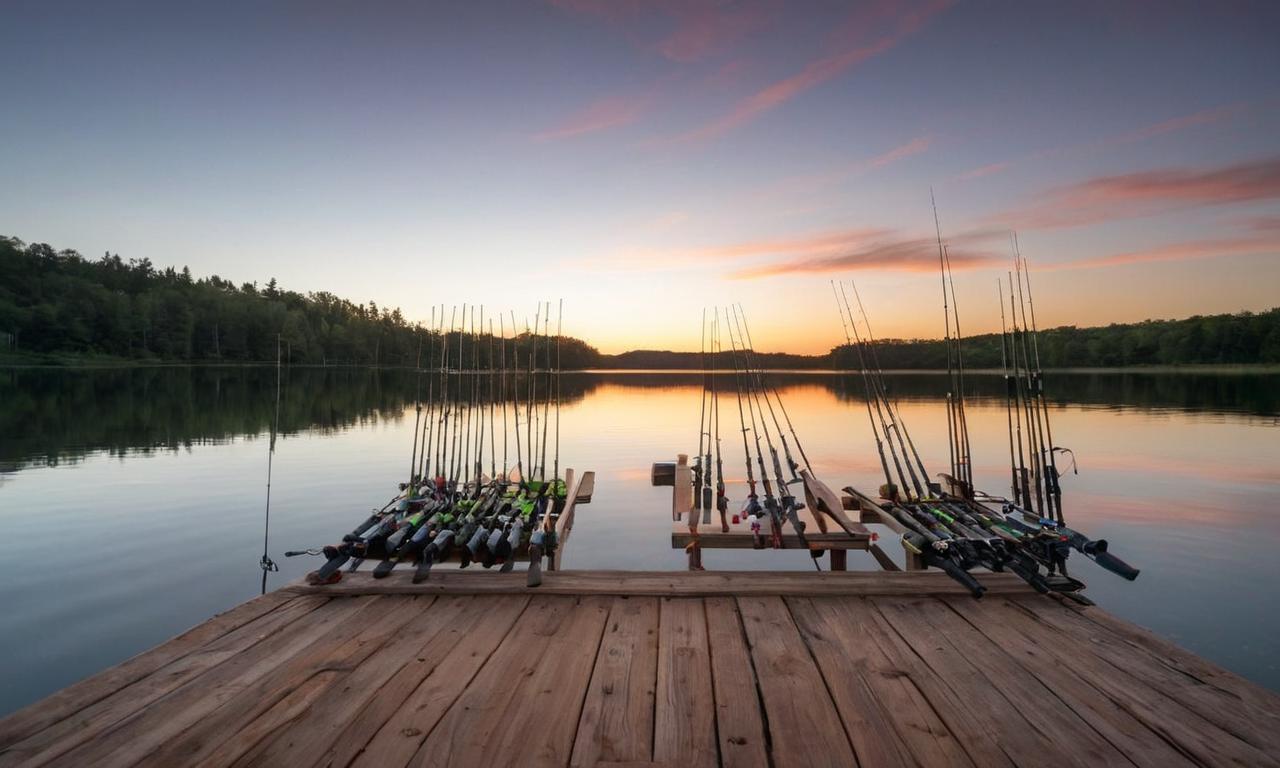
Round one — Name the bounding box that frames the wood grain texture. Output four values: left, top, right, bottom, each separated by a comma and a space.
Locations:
789, 596, 973, 768
0, 595, 328, 768
11, 571, 1280, 768
653, 598, 718, 768
0, 589, 299, 751
736, 596, 856, 768
952, 597, 1196, 768
703, 597, 768, 768
134, 596, 424, 768
335, 595, 531, 768
46, 595, 378, 768
570, 597, 659, 768
404, 595, 610, 768
285, 569, 1034, 597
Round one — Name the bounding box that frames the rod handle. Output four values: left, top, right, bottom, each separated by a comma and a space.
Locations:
1090, 550, 1140, 581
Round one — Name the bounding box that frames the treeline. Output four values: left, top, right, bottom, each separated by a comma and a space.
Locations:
3, 235, 1277, 369
833, 309, 1280, 369
0, 236, 600, 368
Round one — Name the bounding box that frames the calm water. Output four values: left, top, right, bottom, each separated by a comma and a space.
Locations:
1, 366, 1278, 715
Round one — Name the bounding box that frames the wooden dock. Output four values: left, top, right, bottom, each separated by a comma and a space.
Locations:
3, 571, 1279, 768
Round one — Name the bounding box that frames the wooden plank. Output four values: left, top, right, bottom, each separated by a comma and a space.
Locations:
1014, 596, 1280, 761
0, 588, 297, 750
575, 469, 595, 502
789, 597, 973, 767
703, 597, 769, 768
285, 569, 1035, 598
1056, 597, 1280, 728
46, 595, 378, 767
328, 595, 530, 768
208, 597, 497, 768
783, 598, 930, 768
398, 595, 611, 768
570, 597, 659, 768
736, 596, 856, 768
133, 595, 426, 767
855, 597, 1016, 768
0, 595, 328, 768
880, 597, 1134, 766
870, 597, 1100, 768
673, 530, 870, 550
953, 597, 1197, 768
551, 470, 590, 571
653, 598, 717, 768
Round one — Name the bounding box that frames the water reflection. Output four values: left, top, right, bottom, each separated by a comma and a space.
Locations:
3, 367, 1276, 472
0, 366, 1277, 716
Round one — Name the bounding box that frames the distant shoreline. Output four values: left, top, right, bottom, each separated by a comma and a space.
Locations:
4, 355, 1278, 375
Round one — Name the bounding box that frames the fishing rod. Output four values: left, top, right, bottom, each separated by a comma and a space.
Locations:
1005, 274, 1031, 510
553, 298, 563, 487
1012, 256, 1045, 516
1016, 237, 1071, 523
736, 304, 812, 474
510, 311, 523, 483
527, 306, 539, 483
259, 334, 283, 594
695, 308, 709, 522
488, 318, 497, 484
726, 308, 786, 548
998, 281, 1021, 508
418, 306, 442, 484
836, 282, 915, 498
843, 485, 987, 597
724, 308, 764, 548
711, 311, 728, 533
500, 314, 509, 482
408, 325, 425, 485
539, 301, 552, 484
730, 306, 810, 551
848, 281, 931, 493
932, 189, 958, 485
943, 244, 974, 492
734, 304, 803, 481
831, 281, 894, 494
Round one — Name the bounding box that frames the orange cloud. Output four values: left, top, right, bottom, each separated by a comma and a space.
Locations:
999, 155, 1280, 229
660, 0, 950, 143
533, 91, 656, 141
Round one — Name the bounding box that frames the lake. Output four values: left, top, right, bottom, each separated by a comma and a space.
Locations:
1, 365, 1277, 716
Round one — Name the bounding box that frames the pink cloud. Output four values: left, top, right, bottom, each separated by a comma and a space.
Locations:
998, 155, 1280, 229
533, 91, 656, 141
655, 3, 773, 62
744, 134, 934, 205
660, 0, 950, 143
952, 161, 1010, 182
1049, 229, 1280, 272
729, 227, 1003, 279
1107, 101, 1252, 146
550, 0, 774, 62
964, 100, 1259, 185
868, 135, 932, 168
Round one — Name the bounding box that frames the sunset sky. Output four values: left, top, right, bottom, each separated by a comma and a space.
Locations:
3, 1, 1278, 353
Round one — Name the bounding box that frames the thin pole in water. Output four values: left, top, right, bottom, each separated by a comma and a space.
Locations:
260, 334, 282, 595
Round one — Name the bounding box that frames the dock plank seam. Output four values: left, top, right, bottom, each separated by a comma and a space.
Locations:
0, 589, 305, 751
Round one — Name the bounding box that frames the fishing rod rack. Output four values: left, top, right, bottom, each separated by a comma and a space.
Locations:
653, 455, 920, 572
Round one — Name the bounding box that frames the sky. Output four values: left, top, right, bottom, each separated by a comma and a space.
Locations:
2, 0, 1279, 354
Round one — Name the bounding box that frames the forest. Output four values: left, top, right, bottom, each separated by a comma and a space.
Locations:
0, 236, 600, 368
3, 235, 1277, 369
